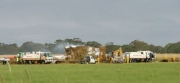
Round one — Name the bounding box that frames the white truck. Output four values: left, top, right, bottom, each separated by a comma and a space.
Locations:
19, 51, 53, 64
79, 55, 97, 64
123, 51, 155, 63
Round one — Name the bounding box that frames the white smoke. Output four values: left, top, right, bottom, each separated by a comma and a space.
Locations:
53, 40, 85, 54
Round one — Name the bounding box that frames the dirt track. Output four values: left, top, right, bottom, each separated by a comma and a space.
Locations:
0, 55, 16, 58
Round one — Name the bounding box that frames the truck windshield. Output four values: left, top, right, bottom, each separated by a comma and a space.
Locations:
19, 52, 26, 58
47, 53, 52, 57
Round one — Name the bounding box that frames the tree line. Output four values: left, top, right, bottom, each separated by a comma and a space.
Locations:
0, 38, 180, 55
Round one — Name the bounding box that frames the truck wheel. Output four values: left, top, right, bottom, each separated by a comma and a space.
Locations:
41, 61, 45, 64
55, 61, 58, 64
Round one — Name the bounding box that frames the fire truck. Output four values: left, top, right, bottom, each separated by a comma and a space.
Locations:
18, 51, 53, 64
123, 51, 155, 63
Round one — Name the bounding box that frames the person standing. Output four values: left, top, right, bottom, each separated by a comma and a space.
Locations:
2, 57, 6, 65
16, 56, 19, 64
4, 57, 7, 65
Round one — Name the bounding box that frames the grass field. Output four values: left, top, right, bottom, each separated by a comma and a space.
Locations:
0, 63, 180, 83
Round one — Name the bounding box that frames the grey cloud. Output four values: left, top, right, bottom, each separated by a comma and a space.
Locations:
0, 0, 180, 46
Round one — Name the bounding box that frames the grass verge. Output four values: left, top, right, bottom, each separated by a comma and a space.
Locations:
0, 63, 180, 83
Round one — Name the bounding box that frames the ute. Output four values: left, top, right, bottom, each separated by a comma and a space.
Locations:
80, 55, 97, 64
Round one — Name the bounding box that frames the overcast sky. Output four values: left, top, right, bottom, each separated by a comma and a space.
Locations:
0, 0, 180, 47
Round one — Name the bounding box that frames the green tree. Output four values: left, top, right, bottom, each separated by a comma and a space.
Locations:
164, 43, 172, 53
165, 42, 180, 53
129, 40, 149, 51
105, 45, 120, 53
6, 43, 19, 54
53, 38, 85, 54
149, 44, 164, 53
19, 41, 47, 52
0, 43, 19, 54
85, 41, 102, 48
121, 44, 133, 52
0, 43, 6, 54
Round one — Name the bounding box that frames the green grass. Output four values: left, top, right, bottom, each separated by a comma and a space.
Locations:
0, 63, 180, 83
